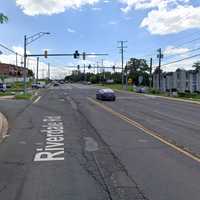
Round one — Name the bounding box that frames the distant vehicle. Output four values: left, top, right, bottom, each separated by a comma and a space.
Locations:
6, 83, 12, 89
0, 83, 7, 92
106, 79, 114, 84
96, 89, 116, 101
87, 81, 92, 85
53, 83, 59, 87
136, 87, 148, 93
59, 80, 65, 84
32, 83, 45, 89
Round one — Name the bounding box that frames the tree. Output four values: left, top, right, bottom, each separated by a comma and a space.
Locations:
154, 66, 163, 74
28, 69, 34, 77
0, 13, 8, 24
192, 61, 200, 71
126, 58, 150, 86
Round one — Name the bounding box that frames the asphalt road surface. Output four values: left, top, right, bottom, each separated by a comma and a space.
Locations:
0, 83, 200, 200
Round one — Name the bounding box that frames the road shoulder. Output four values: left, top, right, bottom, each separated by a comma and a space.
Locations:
0, 112, 8, 142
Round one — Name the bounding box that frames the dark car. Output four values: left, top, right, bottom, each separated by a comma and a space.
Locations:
53, 82, 59, 87
96, 89, 116, 101
0, 83, 7, 92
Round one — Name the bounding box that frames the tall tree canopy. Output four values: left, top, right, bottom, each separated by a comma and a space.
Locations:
126, 58, 150, 86
0, 13, 8, 24
192, 61, 200, 71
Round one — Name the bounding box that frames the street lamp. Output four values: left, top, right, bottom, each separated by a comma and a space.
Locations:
23, 32, 50, 94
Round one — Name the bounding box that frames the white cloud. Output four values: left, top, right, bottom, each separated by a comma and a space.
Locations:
162, 57, 196, 72
164, 46, 189, 56
16, 0, 100, 16
67, 28, 76, 33
141, 5, 200, 35
119, 0, 200, 35
91, 7, 102, 11
108, 21, 118, 25
120, 0, 189, 13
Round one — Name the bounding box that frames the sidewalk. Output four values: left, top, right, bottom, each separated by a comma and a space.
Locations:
0, 112, 8, 142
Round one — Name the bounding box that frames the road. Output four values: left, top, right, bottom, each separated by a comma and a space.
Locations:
0, 83, 200, 200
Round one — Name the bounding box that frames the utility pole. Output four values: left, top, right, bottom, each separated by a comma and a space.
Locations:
102, 59, 105, 84
157, 48, 163, 91
97, 61, 99, 74
84, 64, 86, 81
36, 57, 39, 84
118, 41, 127, 89
150, 58, 153, 88
48, 63, 50, 81
16, 53, 18, 66
23, 35, 27, 94
125, 62, 128, 90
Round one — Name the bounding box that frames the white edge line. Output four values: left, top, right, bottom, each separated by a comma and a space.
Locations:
34, 96, 41, 104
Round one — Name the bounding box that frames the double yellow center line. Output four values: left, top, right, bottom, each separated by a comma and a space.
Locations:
88, 97, 200, 164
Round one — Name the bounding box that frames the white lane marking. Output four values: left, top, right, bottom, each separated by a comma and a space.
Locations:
34, 116, 65, 162
33, 96, 41, 104
19, 141, 27, 145
35, 142, 43, 145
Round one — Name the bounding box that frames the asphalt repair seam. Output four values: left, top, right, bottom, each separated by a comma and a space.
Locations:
88, 97, 200, 165
67, 96, 148, 200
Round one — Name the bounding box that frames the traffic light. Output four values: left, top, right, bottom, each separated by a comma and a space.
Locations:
77, 65, 80, 70
88, 64, 92, 69
83, 52, 86, 60
44, 50, 48, 59
74, 50, 80, 59
112, 65, 115, 71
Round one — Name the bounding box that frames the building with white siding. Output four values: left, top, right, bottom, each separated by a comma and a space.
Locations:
153, 69, 200, 93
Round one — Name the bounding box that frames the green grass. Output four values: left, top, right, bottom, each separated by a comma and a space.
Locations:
10, 81, 33, 92
0, 91, 15, 96
15, 93, 32, 100
97, 83, 134, 92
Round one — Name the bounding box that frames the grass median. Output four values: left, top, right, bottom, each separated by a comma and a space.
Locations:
15, 93, 32, 100
96, 83, 134, 92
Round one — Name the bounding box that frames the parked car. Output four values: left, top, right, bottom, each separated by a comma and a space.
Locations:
59, 80, 65, 84
0, 83, 7, 92
6, 83, 12, 89
53, 82, 59, 87
96, 89, 116, 101
32, 83, 45, 89
136, 87, 148, 93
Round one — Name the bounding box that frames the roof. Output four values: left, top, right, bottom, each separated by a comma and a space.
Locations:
101, 89, 114, 93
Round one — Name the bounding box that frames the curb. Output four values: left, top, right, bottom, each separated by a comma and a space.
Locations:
114, 89, 200, 105
0, 112, 8, 143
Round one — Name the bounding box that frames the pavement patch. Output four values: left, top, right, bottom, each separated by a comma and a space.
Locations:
34, 116, 65, 162
84, 137, 99, 152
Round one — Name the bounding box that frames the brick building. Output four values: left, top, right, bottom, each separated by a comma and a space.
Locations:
0, 63, 29, 77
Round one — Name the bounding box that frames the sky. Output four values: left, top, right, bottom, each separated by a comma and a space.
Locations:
1, 0, 200, 78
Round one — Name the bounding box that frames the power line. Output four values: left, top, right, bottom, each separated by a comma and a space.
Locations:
164, 46, 200, 60
162, 53, 200, 67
